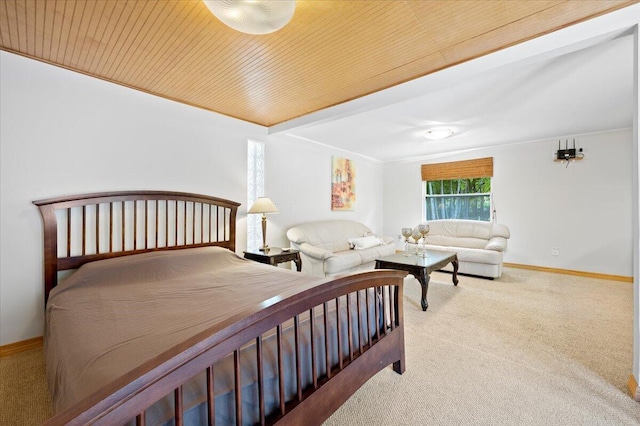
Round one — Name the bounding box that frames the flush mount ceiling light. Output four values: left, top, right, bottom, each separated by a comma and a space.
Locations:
424, 127, 455, 140
203, 0, 296, 35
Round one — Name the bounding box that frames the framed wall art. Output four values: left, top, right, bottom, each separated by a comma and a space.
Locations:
331, 156, 356, 211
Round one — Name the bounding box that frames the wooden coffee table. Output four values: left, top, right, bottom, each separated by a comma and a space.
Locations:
375, 250, 458, 311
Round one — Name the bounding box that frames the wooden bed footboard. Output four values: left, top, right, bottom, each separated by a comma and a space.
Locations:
44, 269, 407, 425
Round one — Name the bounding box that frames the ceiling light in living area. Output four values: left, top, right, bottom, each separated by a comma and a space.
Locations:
203, 0, 296, 35
424, 128, 455, 140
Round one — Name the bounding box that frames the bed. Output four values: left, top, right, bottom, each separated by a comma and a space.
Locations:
33, 190, 407, 425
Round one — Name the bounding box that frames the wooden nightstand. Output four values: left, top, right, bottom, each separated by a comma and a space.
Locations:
243, 248, 302, 271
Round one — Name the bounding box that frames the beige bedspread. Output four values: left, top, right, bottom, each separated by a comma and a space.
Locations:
45, 246, 328, 414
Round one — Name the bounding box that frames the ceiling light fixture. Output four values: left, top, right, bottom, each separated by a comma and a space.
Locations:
424, 128, 455, 140
203, 0, 296, 35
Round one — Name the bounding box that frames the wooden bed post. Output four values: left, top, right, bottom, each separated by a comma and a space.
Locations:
35, 203, 58, 304
392, 283, 405, 374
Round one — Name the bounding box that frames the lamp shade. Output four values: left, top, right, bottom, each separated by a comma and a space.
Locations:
248, 197, 279, 214
203, 0, 296, 35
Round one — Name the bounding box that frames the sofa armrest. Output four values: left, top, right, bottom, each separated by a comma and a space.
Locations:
298, 242, 334, 260
485, 236, 507, 252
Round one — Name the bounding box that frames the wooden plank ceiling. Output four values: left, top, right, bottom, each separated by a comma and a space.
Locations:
0, 0, 636, 127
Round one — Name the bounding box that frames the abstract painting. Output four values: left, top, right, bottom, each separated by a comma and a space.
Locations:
331, 156, 356, 210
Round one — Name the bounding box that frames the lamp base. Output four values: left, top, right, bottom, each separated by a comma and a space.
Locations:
259, 215, 269, 253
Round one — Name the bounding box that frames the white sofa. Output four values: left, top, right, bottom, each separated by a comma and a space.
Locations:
423, 219, 510, 279
286, 220, 396, 277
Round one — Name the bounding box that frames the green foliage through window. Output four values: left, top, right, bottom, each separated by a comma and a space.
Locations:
425, 177, 491, 221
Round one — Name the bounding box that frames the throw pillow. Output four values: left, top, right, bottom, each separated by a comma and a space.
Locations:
348, 235, 383, 250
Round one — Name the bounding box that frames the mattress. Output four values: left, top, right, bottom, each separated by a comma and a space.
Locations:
45, 246, 381, 424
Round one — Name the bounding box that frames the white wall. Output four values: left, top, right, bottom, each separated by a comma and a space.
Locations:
261, 134, 385, 250
384, 129, 633, 277
0, 51, 266, 345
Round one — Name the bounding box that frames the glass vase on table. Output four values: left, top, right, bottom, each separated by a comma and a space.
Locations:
401, 227, 413, 256
417, 223, 430, 257
411, 230, 422, 256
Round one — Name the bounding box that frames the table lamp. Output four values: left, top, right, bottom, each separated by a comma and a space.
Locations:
248, 197, 279, 251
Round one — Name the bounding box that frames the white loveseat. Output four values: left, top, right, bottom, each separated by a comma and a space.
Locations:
286, 220, 396, 277
423, 219, 510, 279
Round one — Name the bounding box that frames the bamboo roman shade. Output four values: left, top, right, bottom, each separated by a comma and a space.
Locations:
421, 157, 493, 181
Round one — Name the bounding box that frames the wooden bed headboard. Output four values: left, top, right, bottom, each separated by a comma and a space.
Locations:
33, 191, 240, 303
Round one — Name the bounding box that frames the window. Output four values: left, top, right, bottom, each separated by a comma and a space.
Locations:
247, 140, 265, 249
421, 157, 493, 222
425, 178, 491, 220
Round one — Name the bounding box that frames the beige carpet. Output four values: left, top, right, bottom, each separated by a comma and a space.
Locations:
0, 347, 51, 425
326, 268, 639, 425
1, 267, 638, 425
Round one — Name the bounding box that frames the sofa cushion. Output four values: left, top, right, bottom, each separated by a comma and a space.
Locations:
426, 235, 487, 250
324, 243, 396, 274
426, 220, 510, 250
325, 251, 362, 274
359, 242, 396, 264
425, 244, 503, 265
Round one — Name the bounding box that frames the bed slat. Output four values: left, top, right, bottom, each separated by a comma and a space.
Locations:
294, 315, 302, 401
134, 201, 138, 250
357, 291, 363, 354
383, 287, 389, 335
192, 202, 196, 244
109, 203, 113, 252
174, 386, 183, 426
389, 286, 396, 331
277, 324, 285, 416
200, 203, 204, 244
96, 204, 99, 254
215, 206, 219, 242
66, 209, 71, 257
206, 366, 214, 426
121, 201, 126, 252
175, 201, 179, 246
82, 205, 86, 255
183, 201, 187, 245
347, 293, 353, 362
310, 308, 317, 389
256, 336, 265, 426
365, 289, 371, 347
165, 201, 169, 248
143, 200, 148, 249
234, 349, 242, 426
375, 288, 381, 341
336, 298, 343, 371
155, 201, 158, 248
323, 302, 331, 380
209, 205, 213, 243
